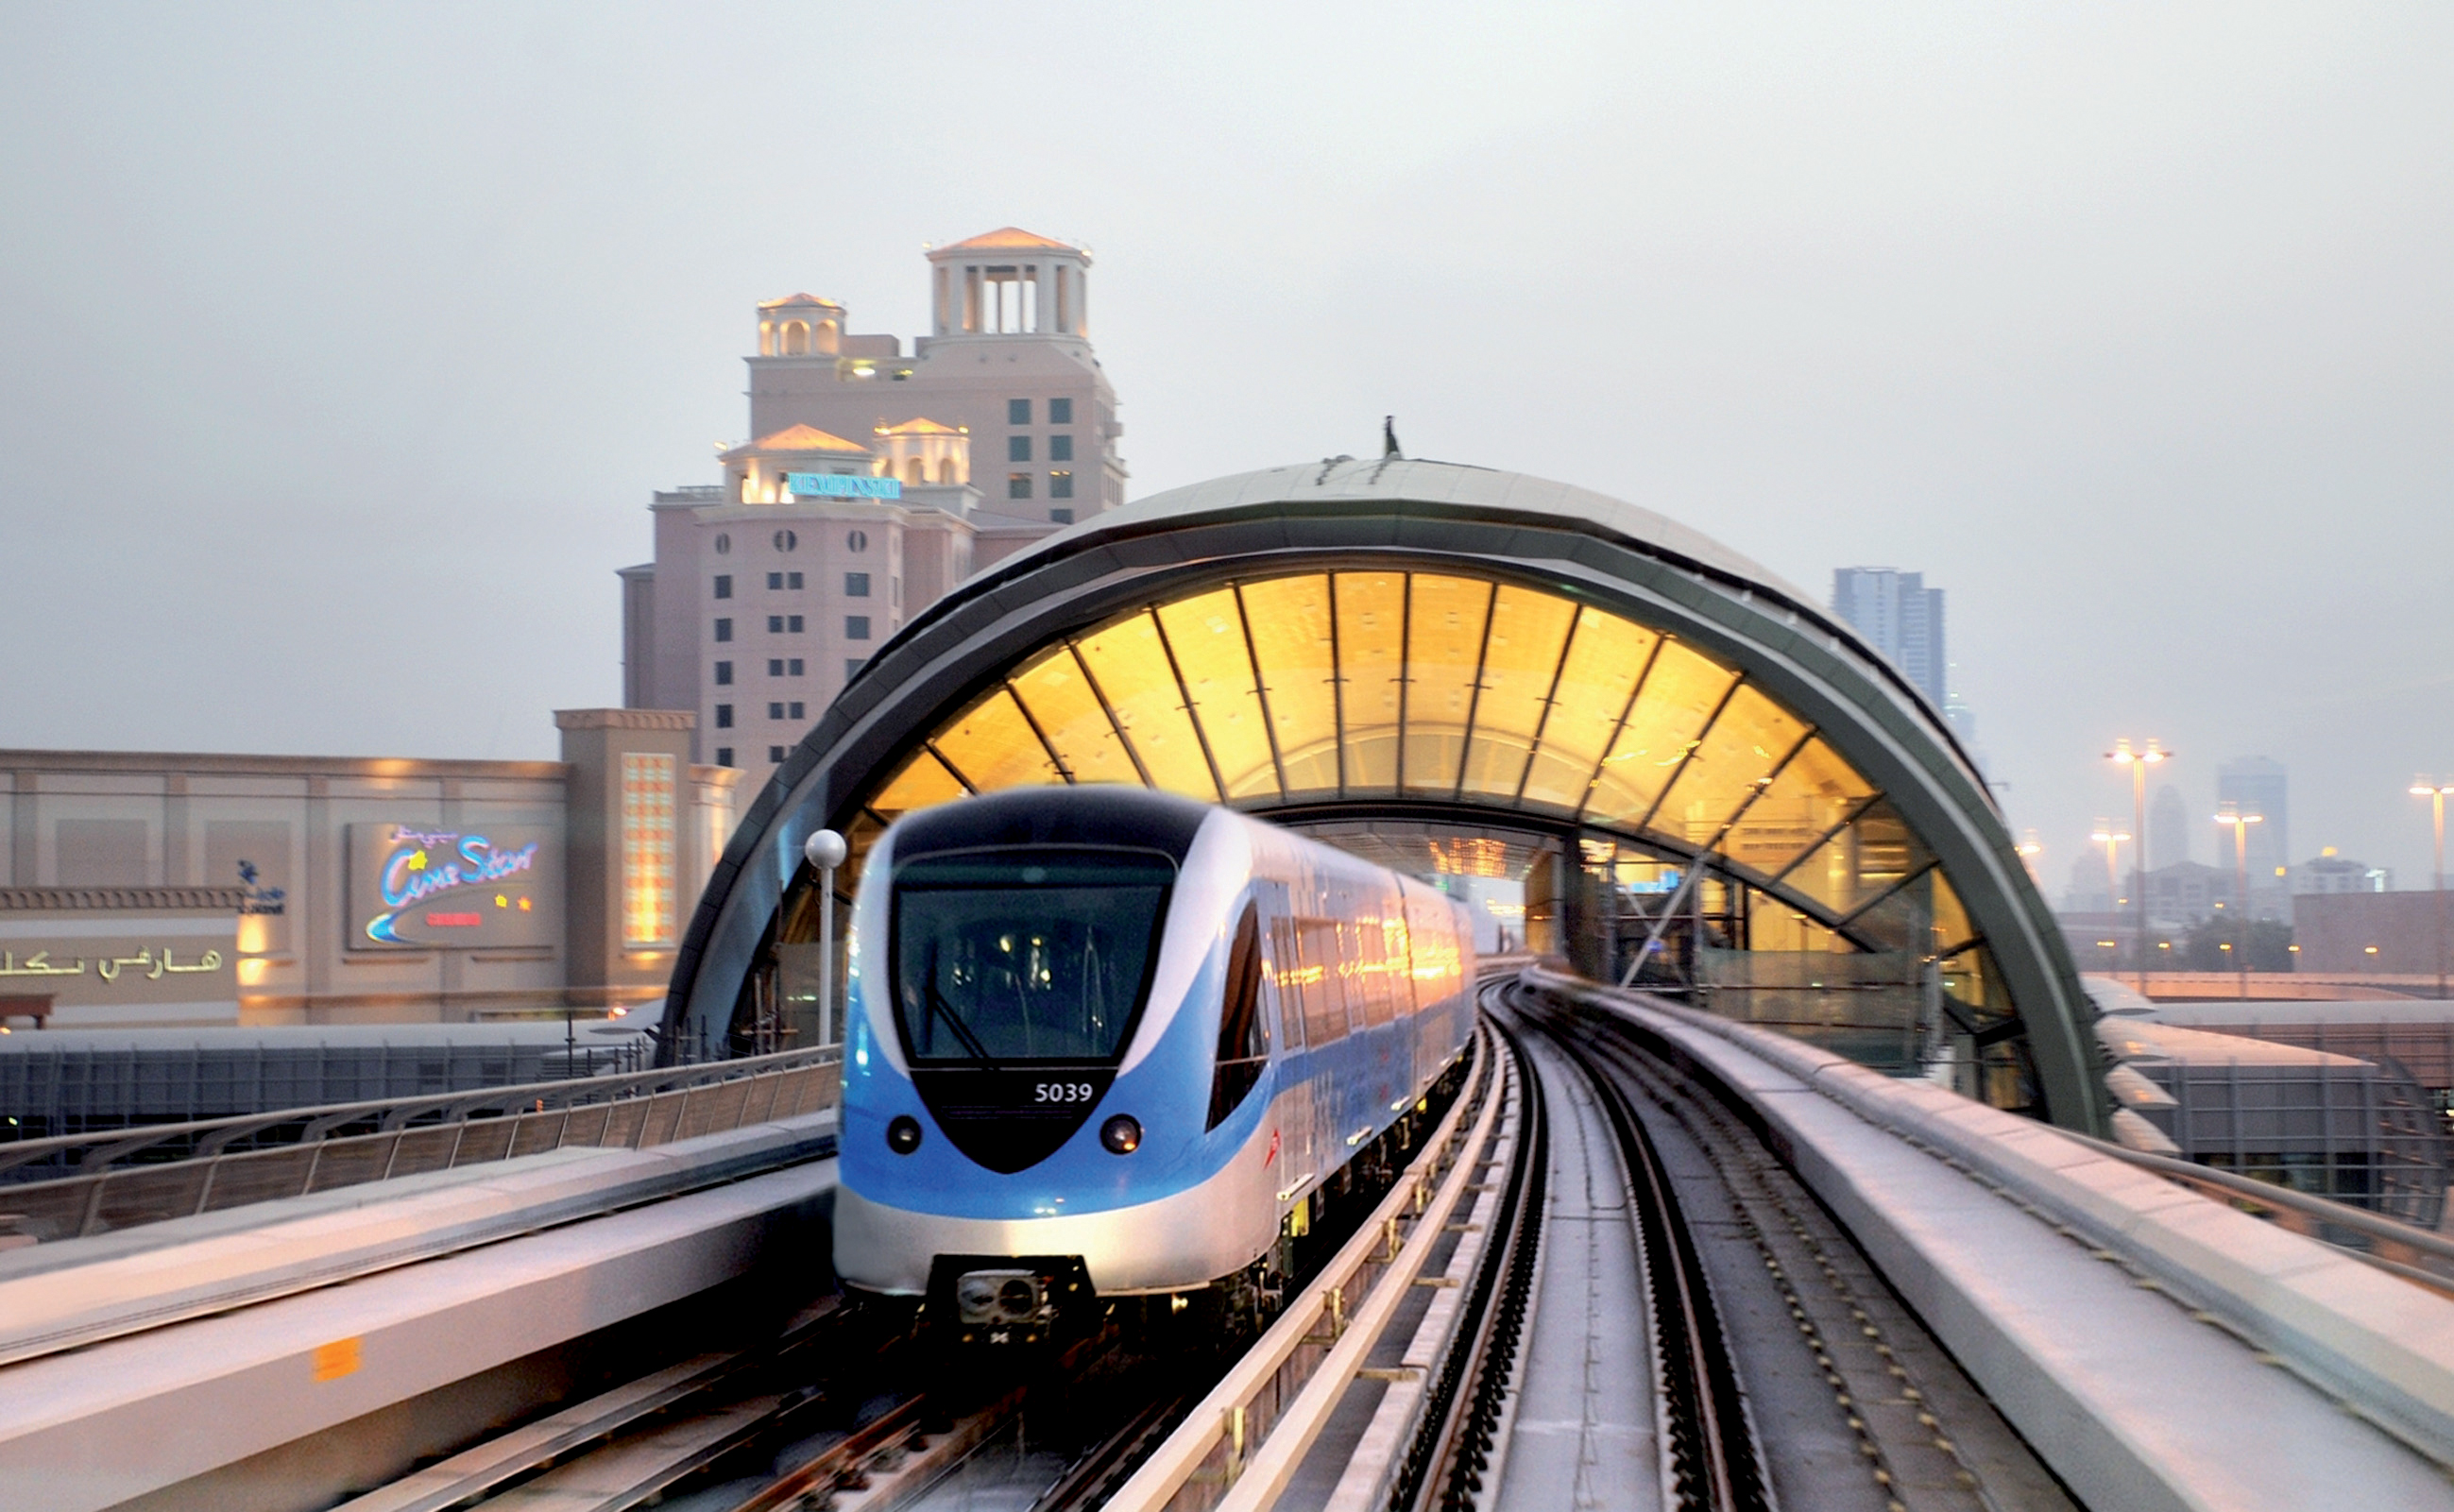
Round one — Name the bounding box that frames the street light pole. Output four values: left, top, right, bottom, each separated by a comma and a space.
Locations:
2090, 819, 2130, 933
2411, 780, 2451, 1001
2216, 807, 2263, 1002
803, 828, 849, 1046
2109, 739, 2170, 992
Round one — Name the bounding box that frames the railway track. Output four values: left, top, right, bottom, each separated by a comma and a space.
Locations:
342, 971, 2074, 1512
1514, 981, 2078, 1512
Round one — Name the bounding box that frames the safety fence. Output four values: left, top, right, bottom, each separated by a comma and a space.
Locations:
0, 1047, 841, 1247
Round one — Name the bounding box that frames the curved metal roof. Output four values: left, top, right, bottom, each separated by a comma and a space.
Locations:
661, 459, 2106, 1132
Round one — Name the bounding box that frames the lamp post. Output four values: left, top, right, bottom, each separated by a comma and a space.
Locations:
2411, 779, 2452, 1000
2089, 820, 2131, 968
803, 829, 848, 1046
2215, 807, 2262, 1001
2109, 739, 2170, 993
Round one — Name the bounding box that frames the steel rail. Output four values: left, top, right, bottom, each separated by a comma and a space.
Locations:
1560, 994, 2075, 1512
1524, 1002, 1772, 1512
1103, 1029, 1500, 1512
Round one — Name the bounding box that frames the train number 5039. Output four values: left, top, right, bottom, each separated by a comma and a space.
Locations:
1033, 1082, 1096, 1103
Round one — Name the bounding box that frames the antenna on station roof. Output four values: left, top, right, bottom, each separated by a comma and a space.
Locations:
1383, 416, 1402, 460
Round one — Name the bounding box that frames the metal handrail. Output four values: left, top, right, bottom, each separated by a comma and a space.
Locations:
2077, 1132, 2454, 1294
0, 1045, 842, 1182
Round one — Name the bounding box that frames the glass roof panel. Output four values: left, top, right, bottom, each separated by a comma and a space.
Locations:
1458, 584, 1579, 799
1238, 575, 1339, 795
1585, 638, 1738, 829
870, 746, 969, 815
929, 688, 1063, 793
1521, 607, 1662, 814
1154, 590, 1279, 802
1932, 868, 1973, 954
1399, 575, 1492, 796
1778, 797, 1933, 921
1075, 610, 1221, 801
1724, 737, 1873, 880
1008, 647, 1139, 788
1335, 572, 1407, 792
1654, 682, 1811, 849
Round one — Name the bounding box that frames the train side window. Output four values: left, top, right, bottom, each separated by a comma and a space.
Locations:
1262, 914, 1303, 1051
1297, 917, 1344, 1046
1209, 904, 1268, 1130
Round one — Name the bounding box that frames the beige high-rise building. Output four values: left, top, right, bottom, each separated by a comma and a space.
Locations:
622, 229, 1127, 788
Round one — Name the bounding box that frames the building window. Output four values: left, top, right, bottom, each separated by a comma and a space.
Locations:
715, 747, 734, 767
713, 573, 733, 599
1050, 507, 1075, 524
715, 704, 734, 728
774, 529, 798, 552
1008, 434, 1032, 462
766, 571, 783, 589
1049, 469, 1074, 499
713, 533, 731, 554
714, 618, 733, 642
768, 615, 784, 633
789, 701, 805, 719
846, 615, 871, 639
847, 529, 868, 552
715, 660, 734, 685
1008, 398, 1031, 426
768, 701, 785, 720
788, 657, 805, 675
789, 614, 804, 632
892, 577, 901, 606
769, 745, 788, 762
1049, 397, 1072, 425
1009, 472, 1032, 500
846, 657, 868, 679
767, 658, 784, 676
787, 570, 804, 589
845, 571, 871, 597
1049, 434, 1073, 462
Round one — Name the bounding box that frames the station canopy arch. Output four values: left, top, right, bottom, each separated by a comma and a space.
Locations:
663, 460, 2110, 1134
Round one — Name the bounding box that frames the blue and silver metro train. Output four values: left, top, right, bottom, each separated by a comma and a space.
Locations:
832, 786, 1477, 1341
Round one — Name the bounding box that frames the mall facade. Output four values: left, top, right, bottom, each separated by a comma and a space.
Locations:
0, 711, 735, 1029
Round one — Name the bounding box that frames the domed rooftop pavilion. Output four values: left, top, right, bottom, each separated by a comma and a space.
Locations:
660, 458, 2108, 1133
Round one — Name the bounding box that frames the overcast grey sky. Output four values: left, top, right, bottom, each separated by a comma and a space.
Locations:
3, 3, 2448, 891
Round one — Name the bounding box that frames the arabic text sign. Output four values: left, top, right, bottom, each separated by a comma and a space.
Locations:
0, 936, 234, 1004
784, 473, 901, 500
349, 824, 555, 950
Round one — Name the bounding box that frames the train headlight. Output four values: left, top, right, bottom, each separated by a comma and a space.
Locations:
1099, 1113, 1142, 1155
887, 1114, 923, 1154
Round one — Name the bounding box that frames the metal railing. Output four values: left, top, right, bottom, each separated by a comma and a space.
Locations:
0, 1047, 842, 1247
2080, 1134, 2454, 1299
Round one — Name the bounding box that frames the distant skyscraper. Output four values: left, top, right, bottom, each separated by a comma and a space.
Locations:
2148, 782, 2192, 871
2216, 756, 2290, 916
1831, 568, 1947, 710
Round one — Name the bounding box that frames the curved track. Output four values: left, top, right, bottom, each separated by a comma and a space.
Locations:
342, 971, 2079, 1512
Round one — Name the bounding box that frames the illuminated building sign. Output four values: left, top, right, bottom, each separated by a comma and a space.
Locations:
349, 824, 554, 950
785, 473, 902, 500
621, 753, 677, 946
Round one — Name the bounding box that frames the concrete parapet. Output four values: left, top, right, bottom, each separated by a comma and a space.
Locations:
1531, 967, 2454, 1510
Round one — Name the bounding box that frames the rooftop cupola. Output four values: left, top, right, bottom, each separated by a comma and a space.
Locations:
757, 293, 845, 357
924, 229, 1089, 338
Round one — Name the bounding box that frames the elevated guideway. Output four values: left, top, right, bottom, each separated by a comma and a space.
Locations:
0, 1054, 843, 1512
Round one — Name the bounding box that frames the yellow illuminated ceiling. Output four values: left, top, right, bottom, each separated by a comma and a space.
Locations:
857, 569, 1978, 961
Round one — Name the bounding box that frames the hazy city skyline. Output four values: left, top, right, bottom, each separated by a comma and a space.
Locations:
3, 5, 2449, 889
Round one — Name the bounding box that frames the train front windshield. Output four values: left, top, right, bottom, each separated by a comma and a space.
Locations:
891, 850, 1174, 1063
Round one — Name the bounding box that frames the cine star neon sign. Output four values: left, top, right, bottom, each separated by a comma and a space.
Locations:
785, 473, 902, 500
366, 830, 539, 943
